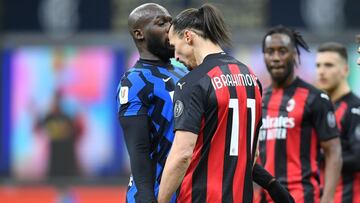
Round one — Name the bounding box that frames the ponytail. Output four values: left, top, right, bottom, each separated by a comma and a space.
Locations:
171, 3, 231, 48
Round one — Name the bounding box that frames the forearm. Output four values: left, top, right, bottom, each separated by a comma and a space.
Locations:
119, 115, 156, 202
158, 131, 197, 203
253, 163, 274, 188
158, 150, 191, 203
321, 141, 342, 202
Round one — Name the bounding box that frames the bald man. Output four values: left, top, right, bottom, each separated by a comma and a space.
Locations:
117, 3, 188, 203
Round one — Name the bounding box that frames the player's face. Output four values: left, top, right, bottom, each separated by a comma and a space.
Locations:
316, 52, 347, 93
264, 34, 296, 84
144, 12, 174, 62
168, 26, 197, 70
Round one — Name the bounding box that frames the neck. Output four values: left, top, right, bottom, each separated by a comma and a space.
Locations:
193, 39, 223, 66
272, 73, 296, 89
328, 81, 350, 103
139, 49, 161, 61
137, 43, 166, 62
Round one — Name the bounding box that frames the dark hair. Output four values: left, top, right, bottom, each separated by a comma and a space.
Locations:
262, 25, 310, 63
171, 3, 231, 48
317, 42, 348, 61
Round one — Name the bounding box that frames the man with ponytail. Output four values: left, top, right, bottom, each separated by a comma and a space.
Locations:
257, 25, 342, 203
158, 4, 264, 203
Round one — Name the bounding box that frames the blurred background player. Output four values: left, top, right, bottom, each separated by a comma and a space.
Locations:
158, 4, 263, 203
316, 42, 360, 203
257, 25, 342, 203
35, 89, 83, 177
117, 3, 187, 203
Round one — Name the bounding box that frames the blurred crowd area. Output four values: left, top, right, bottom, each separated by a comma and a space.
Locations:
0, 0, 359, 202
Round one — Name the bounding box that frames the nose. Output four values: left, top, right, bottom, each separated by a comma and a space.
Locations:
174, 52, 180, 61
271, 51, 280, 62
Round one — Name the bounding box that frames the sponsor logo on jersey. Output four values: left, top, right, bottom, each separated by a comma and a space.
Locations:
262, 115, 295, 129
162, 77, 171, 82
177, 82, 186, 90
259, 115, 295, 141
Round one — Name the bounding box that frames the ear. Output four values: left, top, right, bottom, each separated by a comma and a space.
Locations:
183, 30, 193, 45
133, 29, 144, 40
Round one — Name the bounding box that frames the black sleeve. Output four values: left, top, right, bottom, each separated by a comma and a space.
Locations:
253, 163, 295, 203
252, 163, 274, 188
342, 107, 360, 173
119, 115, 156, 202
174, 79, 206, 135
310, 93, 340, 141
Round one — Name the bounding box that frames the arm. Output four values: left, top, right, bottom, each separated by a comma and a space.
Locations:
253, 163, 294, 203
320, 138, 342, 203
342, 110, 360, 173
119, 115, 156, 202
157, 130, 197, 203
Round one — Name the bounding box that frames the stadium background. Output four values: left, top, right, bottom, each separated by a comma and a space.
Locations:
0, 0, 359, 202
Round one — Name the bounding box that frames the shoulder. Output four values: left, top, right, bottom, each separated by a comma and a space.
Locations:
295, 78, 330, 103
346, 93, 360, 116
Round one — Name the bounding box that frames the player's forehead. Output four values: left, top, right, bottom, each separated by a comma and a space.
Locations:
144, 5, 171, 20
264, 33, 292, 49
168, 26, 177, 42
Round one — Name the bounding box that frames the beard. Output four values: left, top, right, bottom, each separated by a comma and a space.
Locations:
147, 35, 174, 62
267, 60, 295, 85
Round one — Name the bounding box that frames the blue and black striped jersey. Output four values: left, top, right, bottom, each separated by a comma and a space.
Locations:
117, 59, 188, 202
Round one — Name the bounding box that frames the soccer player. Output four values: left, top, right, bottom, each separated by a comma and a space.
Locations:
316, 42, 360, 203
117, 3, 187, 202
158, 4, 263, 203
257, 25, 342, 203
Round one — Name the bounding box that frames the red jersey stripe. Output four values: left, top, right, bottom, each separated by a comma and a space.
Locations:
228, 64, 248, 203
286, 87, 309, 203
177, 118, 205, 202
206, 66, 227, 203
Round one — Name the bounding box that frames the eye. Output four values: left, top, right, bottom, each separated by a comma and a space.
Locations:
278, 48, 288, 55
265, 49, 274, 55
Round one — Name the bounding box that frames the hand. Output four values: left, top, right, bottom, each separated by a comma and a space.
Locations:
267, 180, 295, 203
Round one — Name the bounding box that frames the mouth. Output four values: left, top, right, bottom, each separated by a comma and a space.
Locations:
318, 78, 328, 84
269, 65, 285, 73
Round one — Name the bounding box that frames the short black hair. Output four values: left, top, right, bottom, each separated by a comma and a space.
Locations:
317, 42, 348, 61
262, 25, 310, 63
171, 3, 231, 48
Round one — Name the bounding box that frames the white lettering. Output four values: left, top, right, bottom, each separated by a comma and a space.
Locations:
211, 73, 258, 90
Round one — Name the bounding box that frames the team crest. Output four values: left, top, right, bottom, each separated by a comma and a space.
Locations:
327, 112, 336, 128
174, 100, 184, 117
119, 86, 129, 104
286, 98, 295, 112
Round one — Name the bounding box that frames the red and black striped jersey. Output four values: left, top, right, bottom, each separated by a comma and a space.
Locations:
173, 52, 263, 203
258, 77, 339, 203
331, 92, 360, 203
